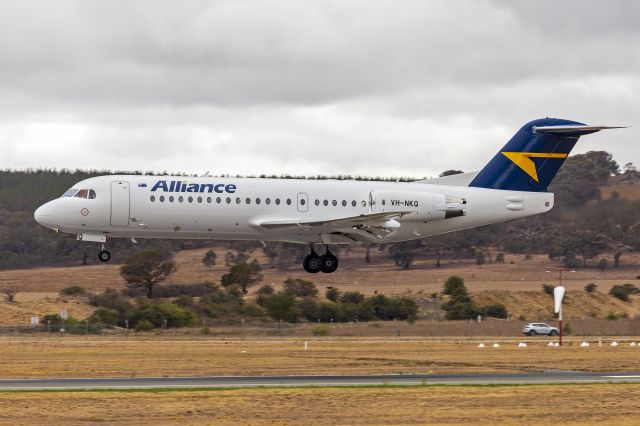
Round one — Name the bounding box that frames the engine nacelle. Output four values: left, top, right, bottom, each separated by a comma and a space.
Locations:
369, 190, 466, 222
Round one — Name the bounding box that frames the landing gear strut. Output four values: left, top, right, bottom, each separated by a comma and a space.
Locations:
98, 244, 111, 263
303, 245, 339, 274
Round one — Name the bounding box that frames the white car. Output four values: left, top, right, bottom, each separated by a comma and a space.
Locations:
522, 323, 559, 336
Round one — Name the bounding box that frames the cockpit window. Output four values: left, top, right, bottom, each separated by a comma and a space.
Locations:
62, 189, 78, 197
75, 189, 89, 199
89, 190, 97, 199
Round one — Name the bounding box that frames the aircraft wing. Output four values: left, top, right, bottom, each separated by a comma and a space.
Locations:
254, 211, 414, 242
257, 211, 412, 230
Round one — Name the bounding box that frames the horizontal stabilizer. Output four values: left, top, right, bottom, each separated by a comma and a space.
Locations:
533, 125, 626, 136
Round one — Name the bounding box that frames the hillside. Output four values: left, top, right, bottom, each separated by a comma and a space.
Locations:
1, 246, 640, 325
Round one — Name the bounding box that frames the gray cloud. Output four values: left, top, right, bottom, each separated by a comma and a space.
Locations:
0, 0, 638, 177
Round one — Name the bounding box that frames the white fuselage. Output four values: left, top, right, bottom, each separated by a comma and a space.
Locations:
34, 175, 554, 245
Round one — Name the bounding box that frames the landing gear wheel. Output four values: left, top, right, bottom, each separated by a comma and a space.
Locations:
303, 254, 321, 273
98, 250, 111, 263
320, 253, 339, 273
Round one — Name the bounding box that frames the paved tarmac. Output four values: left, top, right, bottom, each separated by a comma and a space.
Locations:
0, 371, 639, 390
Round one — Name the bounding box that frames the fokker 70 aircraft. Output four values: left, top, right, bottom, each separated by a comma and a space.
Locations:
34, 118, 621, 273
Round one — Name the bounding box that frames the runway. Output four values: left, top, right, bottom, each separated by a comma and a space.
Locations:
1, 371, 640, 390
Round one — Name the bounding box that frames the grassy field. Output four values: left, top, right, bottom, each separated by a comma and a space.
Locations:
0, 384, 639, 425
1, 338, 639, 378
2, 248, 639, 296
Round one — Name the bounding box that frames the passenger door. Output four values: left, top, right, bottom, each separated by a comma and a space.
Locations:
110, 181, 130, 227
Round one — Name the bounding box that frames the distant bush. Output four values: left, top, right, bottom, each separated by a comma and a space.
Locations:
483, 303, 509, 319
263, 292, 300, 322
87, 307, 119, 327
325, 287, 340, 302
59, 286, 86, 297
131, 303, 196, 329
442, 276, 467, 297
584, 283, 598, 293
495, 253, 505, 264
283, 278, 318, 298
339, 291, 365, 304
597, 258, 608, 271
311, 325, 331, 336
125, 282, 217, 298
542, 284, 555, 296
609, 284, 639, 302
135, 320, 154, 332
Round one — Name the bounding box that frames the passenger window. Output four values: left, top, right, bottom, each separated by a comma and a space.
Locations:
188, 196, 193, 203
323, 200, 328, 206
352, 200, 357, 207
89, 190, 97, 199
150, 195, 156, 202
226, 197, 231, 204
179, 196, 184, 203
382, 199, 386, 206
160, 196, 165, 202
169, 196, 175, 202
206, 197, 211, 203
361, 201, 366, 207
265, 198, 271, 205
246, 197, 251, 204
300, 199, 306, 206
342, 200, 347, 207
236, 197, 241, 204
256, 198, 261, 204
75, 189, 89, 199
315, 199, 320, 206
286, 198, 292, 205
216, 197, 222, 204
197, 196, 202, 203
275, 198, 281, 205
332, 200, 337, 206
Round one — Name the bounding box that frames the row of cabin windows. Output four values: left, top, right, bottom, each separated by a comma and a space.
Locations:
149, 195, 367, 207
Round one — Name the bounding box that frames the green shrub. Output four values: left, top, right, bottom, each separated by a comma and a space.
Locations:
311, 324, 331, 336
87, 307, 119, 326
60, 286, 86, 297
339, 291, 365, 304
442, 276, 467, 297
609, 284, 639, 302
283, 278, 318, 298
584, 283, 598, 293
131, 303, 196, 328
264, 292, 300, 322
483, 303, 509, 319
135, 320, 154, 332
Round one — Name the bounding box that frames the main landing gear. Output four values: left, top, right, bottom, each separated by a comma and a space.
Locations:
98, 244, 111, 263
303, 246, 339, 274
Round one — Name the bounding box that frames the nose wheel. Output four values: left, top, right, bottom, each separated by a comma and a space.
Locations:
98, 245, 111, 263
303, 245, 339, 273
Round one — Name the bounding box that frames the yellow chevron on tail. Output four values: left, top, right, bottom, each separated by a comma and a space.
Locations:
501, 152, 568, 182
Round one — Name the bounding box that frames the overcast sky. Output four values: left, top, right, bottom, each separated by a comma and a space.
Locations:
0, 0, 638, 178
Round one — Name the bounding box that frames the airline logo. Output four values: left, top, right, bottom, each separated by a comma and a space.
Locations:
501, 152, 568, 182
150, 180, 237, 193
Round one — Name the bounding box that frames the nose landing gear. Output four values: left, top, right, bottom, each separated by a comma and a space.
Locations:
98, 244, 111, 263
303, 245, 339, 274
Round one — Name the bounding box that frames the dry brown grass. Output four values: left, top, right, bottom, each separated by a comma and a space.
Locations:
1, 338, 639, 379
1, 247, 639, 296
0, 384, 639, 425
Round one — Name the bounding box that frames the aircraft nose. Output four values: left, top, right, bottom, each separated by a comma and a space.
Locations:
34, 204, 55, 227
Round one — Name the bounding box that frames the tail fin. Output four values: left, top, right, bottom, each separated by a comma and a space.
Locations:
468, 118, 623, 192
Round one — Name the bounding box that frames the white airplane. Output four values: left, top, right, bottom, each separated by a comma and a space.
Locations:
34, 118, 622, 273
